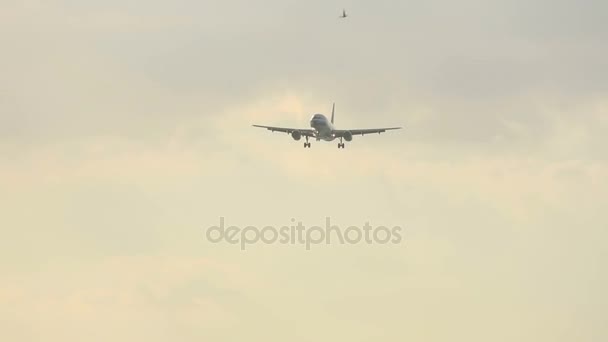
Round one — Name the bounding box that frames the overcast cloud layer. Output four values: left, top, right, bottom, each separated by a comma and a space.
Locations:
1, 1, 607, 341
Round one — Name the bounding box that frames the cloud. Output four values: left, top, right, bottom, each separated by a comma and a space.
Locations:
2, 0, 607, 146
0, 255, 261, 341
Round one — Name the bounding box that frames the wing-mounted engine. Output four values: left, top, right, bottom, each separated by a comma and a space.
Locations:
343, 131, 353, 141
291, 131, 302, 141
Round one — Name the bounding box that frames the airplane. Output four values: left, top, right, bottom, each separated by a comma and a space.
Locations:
340, 9, 348, 18
252, 103, 402, 148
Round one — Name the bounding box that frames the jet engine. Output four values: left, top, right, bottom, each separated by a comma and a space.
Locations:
343, 131, 353, 141
291, 131, 302, 141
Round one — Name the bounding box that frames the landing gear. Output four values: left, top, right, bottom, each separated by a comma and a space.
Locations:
337, 137, 345, 149
304, 136, 311, 148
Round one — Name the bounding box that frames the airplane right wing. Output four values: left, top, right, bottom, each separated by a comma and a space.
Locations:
252, 125, 315, 136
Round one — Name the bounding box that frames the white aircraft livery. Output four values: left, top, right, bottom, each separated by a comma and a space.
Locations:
252, 103, 402, 148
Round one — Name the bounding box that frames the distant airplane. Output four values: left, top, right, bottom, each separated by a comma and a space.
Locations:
340, 9, 348, 18
252, 103, 402, 148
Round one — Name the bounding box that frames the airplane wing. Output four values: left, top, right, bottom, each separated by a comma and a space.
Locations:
333, 127, 402, 136
252, 125, 315, 136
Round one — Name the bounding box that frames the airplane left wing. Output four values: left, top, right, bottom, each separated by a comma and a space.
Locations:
252, 125, 315, 136
333, 127, 402, 136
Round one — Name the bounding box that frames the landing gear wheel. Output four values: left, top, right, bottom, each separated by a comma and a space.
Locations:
304, 136, 311, 148
338, 143, 345, 148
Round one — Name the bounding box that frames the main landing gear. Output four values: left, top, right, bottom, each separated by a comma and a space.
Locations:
337, 137, 345, 149
304, 136, 311, 148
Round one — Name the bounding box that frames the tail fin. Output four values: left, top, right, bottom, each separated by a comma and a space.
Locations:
331, 103, 335, 124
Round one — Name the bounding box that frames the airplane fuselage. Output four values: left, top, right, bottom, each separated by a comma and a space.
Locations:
309, 114, 336, 141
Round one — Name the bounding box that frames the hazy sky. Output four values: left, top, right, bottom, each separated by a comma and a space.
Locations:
1, 1, 607, 341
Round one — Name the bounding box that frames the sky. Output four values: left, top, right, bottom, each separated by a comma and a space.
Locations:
1, 1, 607, 341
